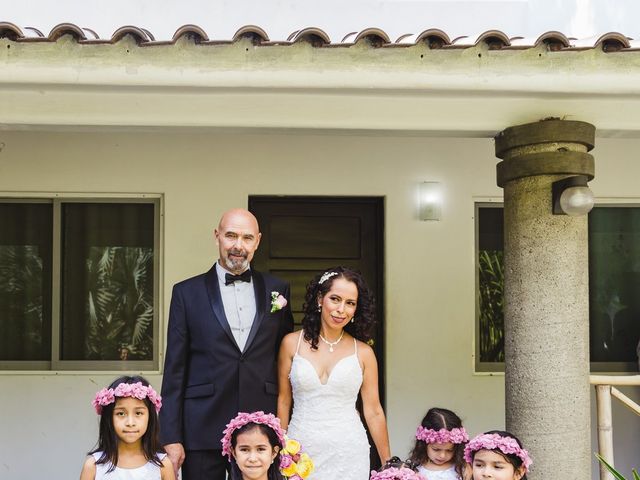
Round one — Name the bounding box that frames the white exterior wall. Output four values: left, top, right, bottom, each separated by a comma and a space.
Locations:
0, 130, 637, 479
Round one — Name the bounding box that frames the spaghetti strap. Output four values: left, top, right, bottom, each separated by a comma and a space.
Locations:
353, 337, 358, 355
295, 330, 304, 355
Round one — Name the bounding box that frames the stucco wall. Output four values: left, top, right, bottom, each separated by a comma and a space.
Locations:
0, 130, 637, 479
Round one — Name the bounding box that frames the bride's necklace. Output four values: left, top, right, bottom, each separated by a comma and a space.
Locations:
319, 330, 344, 353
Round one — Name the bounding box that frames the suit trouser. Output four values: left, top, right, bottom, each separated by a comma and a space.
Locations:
182, 449, 229, 480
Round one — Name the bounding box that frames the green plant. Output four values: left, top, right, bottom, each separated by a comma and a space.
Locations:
0, 245, 45, 360
85, 246, 154, 360
478, 249, 504, 362
596, 453, 640, 480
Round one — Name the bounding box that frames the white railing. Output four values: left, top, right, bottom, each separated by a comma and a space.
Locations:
590, 375, 640, 480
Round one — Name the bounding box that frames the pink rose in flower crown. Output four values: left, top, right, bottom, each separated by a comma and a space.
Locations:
415, 426, 468, 445
221, 411, 285, 459
464, 433, 532, 472
92, 388, 116, 413
92, 381, 161, 415
370, 466, 421, 480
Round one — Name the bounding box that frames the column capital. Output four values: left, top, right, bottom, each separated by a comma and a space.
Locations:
495, 119, 596, 188
495, 119, 595, 158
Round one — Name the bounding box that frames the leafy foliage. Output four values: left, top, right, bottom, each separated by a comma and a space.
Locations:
0, 245, 45, 360
596, 453, 640, 480
478, 250, 504, 362
85, 246, 154, 360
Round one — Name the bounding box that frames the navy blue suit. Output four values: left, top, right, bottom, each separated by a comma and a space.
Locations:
160, 265, 294, 454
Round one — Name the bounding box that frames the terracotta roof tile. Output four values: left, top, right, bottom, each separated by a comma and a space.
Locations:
172, 24, 209, 43
415, 29, 451, 48
233, 25, 269, 44
0, 23, 638, 52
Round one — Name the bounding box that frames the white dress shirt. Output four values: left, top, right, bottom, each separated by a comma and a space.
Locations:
216, 262, 257, 351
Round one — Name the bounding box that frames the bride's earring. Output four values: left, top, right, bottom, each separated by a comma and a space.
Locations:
317, 304, 321, 312
351, 316, 355, 323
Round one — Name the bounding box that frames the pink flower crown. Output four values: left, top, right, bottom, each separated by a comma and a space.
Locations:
415, 426, 469, 444
464, 433, 533, 472
221, 411, 286, 459
92, 382, 162, 415
370, 466, 422, 480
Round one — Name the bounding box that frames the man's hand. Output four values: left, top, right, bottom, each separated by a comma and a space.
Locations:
164, 443, 186, 477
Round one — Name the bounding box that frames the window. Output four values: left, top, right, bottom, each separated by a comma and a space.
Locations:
0, 202, 52, 363
476, 203, 640, 373
0, 198, 160, 371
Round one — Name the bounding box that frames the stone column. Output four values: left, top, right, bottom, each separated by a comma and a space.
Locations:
494, 119, 595, 480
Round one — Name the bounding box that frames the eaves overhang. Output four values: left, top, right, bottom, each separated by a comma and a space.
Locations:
2, 26, 640, 137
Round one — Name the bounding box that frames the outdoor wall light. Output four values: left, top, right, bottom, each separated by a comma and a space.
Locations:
419, 181, 443, 221
552, 175, 595, 216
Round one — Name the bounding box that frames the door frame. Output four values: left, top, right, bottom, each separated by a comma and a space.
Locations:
248, 195, 386, 407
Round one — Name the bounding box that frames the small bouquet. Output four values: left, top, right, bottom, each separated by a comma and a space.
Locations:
370, 466, 422, 480
279, 437, 314, 479
371, 457, 421, 480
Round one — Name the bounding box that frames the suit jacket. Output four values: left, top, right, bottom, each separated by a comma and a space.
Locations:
159, 265, 294, 450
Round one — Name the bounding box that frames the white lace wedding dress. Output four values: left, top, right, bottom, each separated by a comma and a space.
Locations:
287, 331, 370, 480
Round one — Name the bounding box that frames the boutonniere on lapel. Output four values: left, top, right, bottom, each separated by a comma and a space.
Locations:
270, 291, 288, 313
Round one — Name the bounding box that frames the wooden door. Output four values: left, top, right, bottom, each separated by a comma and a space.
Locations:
249, 196, 385, 468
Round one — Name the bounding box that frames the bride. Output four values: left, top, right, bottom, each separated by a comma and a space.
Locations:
277, 266, 391, 479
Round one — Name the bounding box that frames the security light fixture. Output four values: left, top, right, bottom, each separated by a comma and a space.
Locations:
552, 175, 595, 216
419, 181, 443, 221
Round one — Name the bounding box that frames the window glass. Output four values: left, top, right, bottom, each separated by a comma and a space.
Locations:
61, 203, 155, 361
589, 207, 640, 363
477, 204, 640, 370
0, 203, 52, 361
477, 206, 504, 363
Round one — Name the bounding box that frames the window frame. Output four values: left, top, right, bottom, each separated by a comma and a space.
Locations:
474, 201, 505, 373
475, 199, 640, 374
0, 194, 162, 372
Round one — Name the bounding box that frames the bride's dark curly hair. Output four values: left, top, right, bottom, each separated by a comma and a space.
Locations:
302, 266, 376, 350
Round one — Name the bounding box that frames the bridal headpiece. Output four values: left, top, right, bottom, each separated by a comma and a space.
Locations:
415, 426, 469, 444
464, 433, 532, 472
221, 411, 286, 459
319, 271, 339, 284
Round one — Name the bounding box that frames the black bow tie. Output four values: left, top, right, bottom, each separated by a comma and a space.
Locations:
225, 270, 252, 286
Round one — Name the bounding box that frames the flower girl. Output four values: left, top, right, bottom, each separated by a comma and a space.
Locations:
464, 431, 532, 480
79, 375, 174, 480
222, 411, 313, 480
408, 407, 470, 480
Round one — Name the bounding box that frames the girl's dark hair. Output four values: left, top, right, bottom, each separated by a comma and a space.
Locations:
229, 423, 283, 480
89, 375, 164, 472
469, 430, 528, 480
408, 407, 466, 479
302, 266, 376, 350
379, 456, 419, 472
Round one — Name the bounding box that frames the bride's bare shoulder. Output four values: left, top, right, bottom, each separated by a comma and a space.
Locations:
281, 330, 303, 352
355, 339, 377, 359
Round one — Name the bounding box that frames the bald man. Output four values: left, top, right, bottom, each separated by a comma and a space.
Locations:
160, 209, 294, 479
